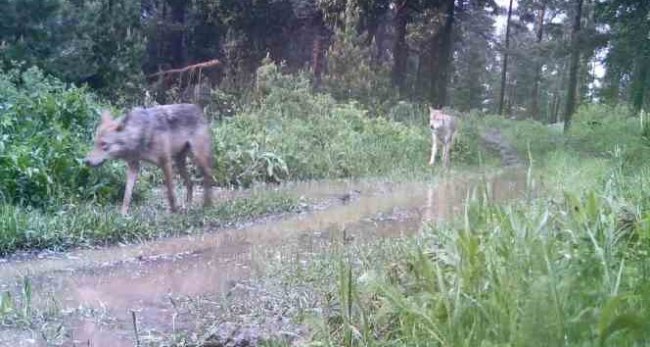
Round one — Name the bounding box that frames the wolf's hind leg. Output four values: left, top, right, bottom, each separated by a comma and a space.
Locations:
191, 132, 214, 207
175, 150, 193, 207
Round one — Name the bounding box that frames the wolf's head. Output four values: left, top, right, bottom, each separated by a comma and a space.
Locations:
84, 110, 127, 167
429, 106, 446, 130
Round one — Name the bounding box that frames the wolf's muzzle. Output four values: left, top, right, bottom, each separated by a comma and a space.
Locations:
84, 158, 105, 168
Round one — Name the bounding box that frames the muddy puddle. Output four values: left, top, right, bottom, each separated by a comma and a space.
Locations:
0, 170, 528, 346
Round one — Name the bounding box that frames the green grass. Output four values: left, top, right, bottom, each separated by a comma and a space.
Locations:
1, 63, 490, 256
210, 61, 482, 187
245, 108, 650, 346
278, 159, 650, 346
0, 192, 299, 255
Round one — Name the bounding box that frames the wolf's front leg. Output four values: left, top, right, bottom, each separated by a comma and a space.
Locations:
444, 133, 457, 169
121, 162, 140, 215
442, 143, 451, 168
429, 134, 438, 166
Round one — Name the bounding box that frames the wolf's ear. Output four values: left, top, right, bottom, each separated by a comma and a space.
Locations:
115, 119, 126, 131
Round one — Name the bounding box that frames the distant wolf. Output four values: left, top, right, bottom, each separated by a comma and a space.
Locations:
84, 103, 214, 215
428, 106, 459, 168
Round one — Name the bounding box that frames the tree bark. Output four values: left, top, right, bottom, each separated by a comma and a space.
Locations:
529, 2, 546, 120
311, 12, 326, 88
392, 0, 409, 95
563, 0, 584, 132
631, 50, 649, 114
168, 0, 187, 68
432, 0, 455, 107
498, 0, 514, 115
370, 6, 391, 64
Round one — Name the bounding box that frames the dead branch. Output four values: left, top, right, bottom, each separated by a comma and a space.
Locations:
147, 59, 222, 80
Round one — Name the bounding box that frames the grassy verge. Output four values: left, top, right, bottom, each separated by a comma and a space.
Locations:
266, 159, 649, 346
241, 109, 650, 346
0, 192, 299, 256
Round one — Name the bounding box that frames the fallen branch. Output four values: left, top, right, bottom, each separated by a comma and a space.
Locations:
147, 59, 222, 79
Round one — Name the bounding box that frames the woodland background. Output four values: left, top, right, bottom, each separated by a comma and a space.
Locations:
1, 0, 647, 126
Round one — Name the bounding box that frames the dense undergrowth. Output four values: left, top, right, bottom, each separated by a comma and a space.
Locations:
212, 60, 478, 186
0, 66, 124, 207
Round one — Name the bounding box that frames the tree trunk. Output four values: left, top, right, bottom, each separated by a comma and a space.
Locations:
432, 0, 455, 107
311, 12, 326, 88
552, 60, 569, 123
371, 8, 391, 63
530, 3, 546, 120
416, 53, 428, 100
563, 0, 584, 132
392, 0, 409, 94
631, 54, 649, 114
168, 0, 187, 68
498, 0, 514, 115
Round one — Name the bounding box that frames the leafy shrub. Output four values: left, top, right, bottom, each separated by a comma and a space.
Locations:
254, 55, 334, 120
568, 104, 648, 167
209, 88, 239, 121
387, 101, 427, 125
212, 102, 431, 186
212, 60, 486, 187
0, 66, 123, 207
213, 60, 472, 186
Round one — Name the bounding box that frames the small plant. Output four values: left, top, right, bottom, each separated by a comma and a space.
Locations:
0, 278, 33, 326
210, 88, 238, 121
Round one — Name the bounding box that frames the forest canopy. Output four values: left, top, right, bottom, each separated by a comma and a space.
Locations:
0, 0, 648, 122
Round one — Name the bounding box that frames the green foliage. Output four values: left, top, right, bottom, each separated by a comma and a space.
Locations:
471, 104, 650, 171
386, 101, 427, 124
300, 157, 650, 346
0, 66, 122, 207
569, 106, 650, 171
209, 88, 239, 120
322, 1, 393, 113
596, 0, 650, 112
214, 60, 450, 186
479, 114, 563, 158
0, 0, 145, 99
213, 100, 431, 187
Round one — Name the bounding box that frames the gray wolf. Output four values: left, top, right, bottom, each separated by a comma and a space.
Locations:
428, 106, 459, 168
84, 103, 214, 215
